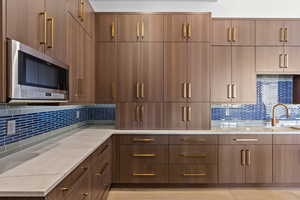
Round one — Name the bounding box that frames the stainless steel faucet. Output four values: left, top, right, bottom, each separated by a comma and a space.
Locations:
271, 104, 290, 127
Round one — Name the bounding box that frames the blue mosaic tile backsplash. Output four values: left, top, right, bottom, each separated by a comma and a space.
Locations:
0, 105, 115, 147
212, 75, 300, 123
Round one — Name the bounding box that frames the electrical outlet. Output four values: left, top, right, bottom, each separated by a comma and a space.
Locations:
7, 120, 16, 135
76, 111, 80, 119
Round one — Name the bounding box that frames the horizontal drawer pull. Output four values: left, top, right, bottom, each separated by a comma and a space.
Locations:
61, 187, 70, 192
233, 138, 258, 142
99, 144, 109, 155
96, 163, 109, 176
132, 173, 157, 176
133, 138, 155, 142
132, 153, 157, 157
181, 138, 207, 142
183, 173, 207, 176
180, 153, 207, 158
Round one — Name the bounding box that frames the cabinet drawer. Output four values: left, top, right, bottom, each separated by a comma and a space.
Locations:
169, 165, 217, 183
169, 135, 218, 144
119, 135, 168, 145
219, 135, 272, 145
273, 135, 300, 144
169, 145, 217, 164
120, 164, 168, 183
120, 145, 168, 164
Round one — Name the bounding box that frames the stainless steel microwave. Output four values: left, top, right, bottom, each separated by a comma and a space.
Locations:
7, 39, 69, 104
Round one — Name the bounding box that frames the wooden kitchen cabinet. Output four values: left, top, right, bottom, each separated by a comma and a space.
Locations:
95, 43, 117, 103
117, 15, 140, 42
187, 103, 211, 130
256, 47, 284, 73
285, 20, 300, 46
164, 15, 187, 42
141, 15, 164, 42
212, 19, 255, 45
284, 47, 300, 73
211, 46, 256, 103
164, 103, 188, 130
117, 103, 163, 129
6, 0, 45, 52
95, 15, 117, 42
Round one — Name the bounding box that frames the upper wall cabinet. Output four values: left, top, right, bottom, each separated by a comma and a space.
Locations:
256, 20, 300, 46
95, 15, 117, 42
164, 13, 211, 42
212, 19, 255, 45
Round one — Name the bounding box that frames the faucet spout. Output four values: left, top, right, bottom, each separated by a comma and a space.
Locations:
272, 104, 290, 127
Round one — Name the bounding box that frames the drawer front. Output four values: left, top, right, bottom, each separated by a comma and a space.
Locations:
219, 135, 272, 145
169, 145, 217, 164
169, 135, 218, 144
119, 135, 168, 145
120, 164, 168, 183
273, 135, 300, 144
120, 145, 168, 164
169, 165, 217, 183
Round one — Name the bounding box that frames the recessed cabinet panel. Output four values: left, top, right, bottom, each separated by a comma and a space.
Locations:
141, 103, 164, 129
117, 103, 139, 129
256, 20, 285, 46
187, 14, 210, 42
95, 15, 117, 42
231, 19, 255, 46
285, 21, 300, 46
211, 46, 232, 103
232, 47, 256, 103
187, 103, 211, 130
96, 43, 117, 103
142, 15, 164, 42
117, 15, 140, 42
212, 19, 232, 45
256, 47, 284, 73
284, 47, 300, 73
164, 15, 187, 42
164, 103, 187, 130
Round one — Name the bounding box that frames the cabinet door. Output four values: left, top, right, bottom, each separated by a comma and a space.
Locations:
6, 0, 45, 52
141, 15, 164, 42
256, 47, 284, 73
95, 15, 117, 42
231, 19, 255, 46
212, 19, 231, 45
256, 20, 285, 46
219, 145, 245, 183
188, 43, 210, 102
45, 0, 66, 63
164, 43, 188, 102
164, 15, 187, 42
232, 47, 256, 103
95, 43, 117, 103
140, 43, 164, 102
140, 103, 164, 129
187, 14, 210, 42
117, 15, 140, 42
274, 145, 300, 183
164, 103, 187, 130
284, 47, 300, 73
211, 46, 232, 103
66, 0, 80, 22
118, 43, 139, 102
187, 103, 210, 130
285, 21, 300, 46
117, 103, 139, 129
245, 145, 273, 184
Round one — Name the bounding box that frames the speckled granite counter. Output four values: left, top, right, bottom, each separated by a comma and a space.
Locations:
1, 125, 300, 197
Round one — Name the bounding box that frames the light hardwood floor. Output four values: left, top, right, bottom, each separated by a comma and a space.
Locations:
108, 188, 300, 200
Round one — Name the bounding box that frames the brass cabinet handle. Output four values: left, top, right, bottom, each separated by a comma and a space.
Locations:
133, 138, 155, 142
187, 83, 192, 98
279, 54, 284, 68
47, 17, 54, 49
284, 28, 288, 42
112, 82, 117, 99
140, 105, 144, 122
136, 82, 140, 99
137, 22, 140, 39
61, 187, 70, 192
228, 28, 232, 42
234, 138, 258, 142
132, 153, 156, 157
81, 1, 85, 21
141, 21, 145, 39
232, 84, 237, 99
227, 84, 232, 99
246, 150, 251, 166
182, 106, 187, 122
183, 173, 207, 177
111, 23, 116, 38
241, 149, 246, 166
81, 193, 88, 200
284, 54, 288, 68
187, 106, 192, 122
183, 24, 187, 38
135, 105, 140, 122
133, 173, 156, 176
180, 153, 207, 158
141, 83, 145, 99
280, 28, 285, 42
187, 23, 192, 38
232, 27, 236, 42
181, 138, 207, 143
39, 12, 47, 44
183, 82, 187, 98
79, 0, 84, 20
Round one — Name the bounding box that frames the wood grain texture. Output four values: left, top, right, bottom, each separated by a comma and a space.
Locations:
273, 135, 300, 144
0, 0, 6, 102
284, 47, 300, 73
117, 103, 139, 129
164, 15, 187, 42
187, 14, 210, 42
212, 19, 231, 45
140, 103, 164, 129
169, 135, 218, 145
256, 46, 284, 73
187, 103, 211, 130
117, 15, 140, 42
141, 15, 164, 42
119, 135, 168, 145
95, 14, 117, 42
256, 20, 285, 46
285, 20, 300, 46
164, 103, 187, 130
231, 19, 255, 46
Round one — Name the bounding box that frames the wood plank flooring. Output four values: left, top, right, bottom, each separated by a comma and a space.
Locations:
108, 188, 300, 200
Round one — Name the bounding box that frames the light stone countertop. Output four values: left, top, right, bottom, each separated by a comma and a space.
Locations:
1, 125, 300, 197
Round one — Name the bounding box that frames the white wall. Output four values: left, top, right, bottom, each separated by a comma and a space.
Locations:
90, 0, 300, 18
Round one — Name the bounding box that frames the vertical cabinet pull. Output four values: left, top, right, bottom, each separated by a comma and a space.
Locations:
241, 150, 246, 166
246, 150, 251, 166
187, 83, 192, 99
232, 28, 236, 42
280, 28, 285, 42
141, 21, 145, 39
136, 82, 140, 99
228, 28, 232, 42
284, 28, 288, 42
183, 82, 187, 98
141, 83, 145, 99
232, 84, 237, 98
227, 84, 232, 99
111, 23, 116, 38
284, 54, 288, 68
183, 24, 187, 38
39, 12, 47, 44
279, 54, 284, 68
137, 22, 140, 39
187, 24, 192, 38
182, 106, 187, 122
47, 17, 54, 49
135, 105, 140, 122
187, 106, 192, 122
79, 0, 84, 21
140, 105, 144, 122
